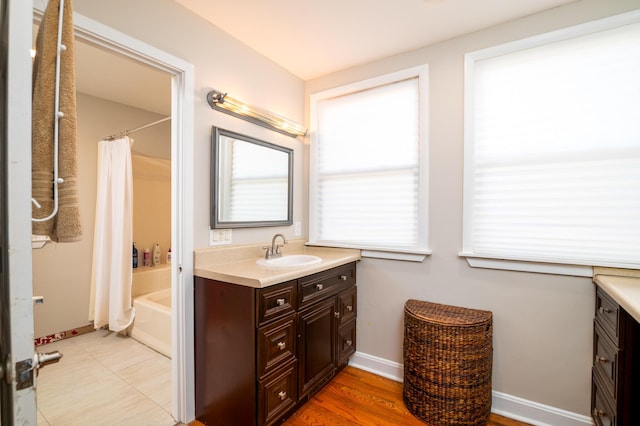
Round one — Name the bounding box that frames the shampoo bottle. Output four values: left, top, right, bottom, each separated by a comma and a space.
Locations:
166, 248, 172, 264
143, 248, 150, 267
132, 243, 138, 268
152, 243, 161, 267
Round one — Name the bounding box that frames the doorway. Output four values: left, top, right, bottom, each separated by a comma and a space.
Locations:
31, 5, 195, 423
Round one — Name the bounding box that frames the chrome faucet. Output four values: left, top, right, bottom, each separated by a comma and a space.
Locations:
264, 233, 287, 259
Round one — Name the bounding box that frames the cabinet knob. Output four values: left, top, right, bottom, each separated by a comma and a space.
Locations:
346, 305, 353, 312
334, 312, 340, 319
595, 355, 609, 364
346, 339, 353, 346
278, 391, 287, 401
277, 341, 286, 351
340, 275, 348, 281
316, 284, 323, 290
598, 307, 613, 314
592, 407, 606, 418
276, 298, 285, 306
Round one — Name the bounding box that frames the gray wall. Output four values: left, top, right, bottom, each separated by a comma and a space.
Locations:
305, 0, 640, 416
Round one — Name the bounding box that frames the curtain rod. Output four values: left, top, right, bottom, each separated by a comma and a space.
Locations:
103, 116, 171, 141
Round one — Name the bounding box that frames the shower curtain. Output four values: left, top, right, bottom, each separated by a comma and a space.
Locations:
89, 136, 135, 331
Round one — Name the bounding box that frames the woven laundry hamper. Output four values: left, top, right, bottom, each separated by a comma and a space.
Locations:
403, 299, 493, 426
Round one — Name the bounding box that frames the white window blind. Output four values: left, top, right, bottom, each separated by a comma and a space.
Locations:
462, 14, 640, 269
309, 67, 429, 255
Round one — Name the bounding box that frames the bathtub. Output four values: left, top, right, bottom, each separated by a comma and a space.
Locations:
129, 266, 172, 358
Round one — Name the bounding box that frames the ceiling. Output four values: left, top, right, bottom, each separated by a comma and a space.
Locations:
175, 0, 578, 80
66, 0, 579, 115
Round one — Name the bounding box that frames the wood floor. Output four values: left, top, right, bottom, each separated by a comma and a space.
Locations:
190, 366, 530, 426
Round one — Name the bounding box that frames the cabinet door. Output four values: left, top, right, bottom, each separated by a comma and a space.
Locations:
298, 296, 337, 399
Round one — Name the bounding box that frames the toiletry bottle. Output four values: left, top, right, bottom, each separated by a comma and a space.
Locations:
133, 243, 138, 268
143, 248, 150, 267
166, 248, 172, 264
152, 243, 161, 267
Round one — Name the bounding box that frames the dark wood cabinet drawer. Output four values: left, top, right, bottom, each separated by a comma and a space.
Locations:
592, 370, 617, 426
596, 287, 621, 345
258, 314, 297, 379
258, 360, 298, 426
257, 280, 297, 326
299, 263, 355, 307
338, 286, 357, 326
593, 321, 619, 399
338, 319, 356, 367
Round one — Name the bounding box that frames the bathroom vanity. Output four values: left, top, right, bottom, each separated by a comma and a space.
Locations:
591, 271, 640, 426
193, 242, 360, 425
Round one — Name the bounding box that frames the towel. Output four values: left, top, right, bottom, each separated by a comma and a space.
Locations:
32, 0, 82, 242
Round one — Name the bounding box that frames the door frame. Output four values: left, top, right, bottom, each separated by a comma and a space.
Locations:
31, 8, 196, 422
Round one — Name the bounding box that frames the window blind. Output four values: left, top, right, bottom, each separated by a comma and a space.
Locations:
463, 19, 640, 268
312, 77, 425, 251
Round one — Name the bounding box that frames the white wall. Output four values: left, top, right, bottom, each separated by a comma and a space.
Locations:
305, 0, 640, 418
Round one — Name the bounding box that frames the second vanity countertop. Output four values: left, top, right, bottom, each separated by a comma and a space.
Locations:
594, 267, 640, 324
194, 239, 361, 288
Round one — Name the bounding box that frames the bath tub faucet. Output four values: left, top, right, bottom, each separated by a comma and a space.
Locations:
264, 233, 287, 259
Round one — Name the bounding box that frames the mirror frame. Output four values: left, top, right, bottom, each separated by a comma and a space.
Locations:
211, 126, 294, 229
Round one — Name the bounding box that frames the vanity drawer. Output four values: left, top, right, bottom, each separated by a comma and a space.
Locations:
595, 286, 620, 345
258, 359, 298, 426
338, 319, 356, 367
257, 280, 297, 326
593, 321, 619, 399
338, 286, 357, 326
592, 371, 617, 426
257, 314, 297, 379
299, 263, 356, 307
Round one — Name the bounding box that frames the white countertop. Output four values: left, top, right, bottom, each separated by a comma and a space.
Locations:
194, 240, 361, 288
594, 272, 640, 324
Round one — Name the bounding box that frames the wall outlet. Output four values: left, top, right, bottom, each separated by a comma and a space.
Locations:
294, 221, 302, 236
209, 228, 232, 246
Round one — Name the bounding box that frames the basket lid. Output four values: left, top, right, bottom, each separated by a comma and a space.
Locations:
405, 299, 492, 326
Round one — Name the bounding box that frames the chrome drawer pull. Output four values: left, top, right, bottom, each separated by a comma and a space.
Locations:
340, 275, 348, 281
316, 284, 323, 290
598, 307, 613, 314
595, 355, 609, 364
334, 312, 340, 319
278, 391, 287, 401
277, 341, 286, 351
276, 298, 285, 306
346, 305, 353, 312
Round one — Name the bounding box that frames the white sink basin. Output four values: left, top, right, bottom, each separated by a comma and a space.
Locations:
256, 254, 322, 268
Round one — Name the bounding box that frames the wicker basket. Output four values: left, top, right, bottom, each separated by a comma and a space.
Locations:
403, 299, 493, 426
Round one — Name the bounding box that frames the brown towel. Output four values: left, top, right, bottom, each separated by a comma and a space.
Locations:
32, 0, 82, 242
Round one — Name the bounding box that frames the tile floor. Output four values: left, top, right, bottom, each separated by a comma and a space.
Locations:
36, 329, 176, 426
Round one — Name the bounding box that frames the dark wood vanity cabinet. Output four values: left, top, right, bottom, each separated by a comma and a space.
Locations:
195, 262, 357, 426
591, 285, 640, 426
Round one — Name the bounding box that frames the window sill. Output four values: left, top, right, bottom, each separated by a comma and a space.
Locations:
458, 252, 593, 277
306, 242, 431, 262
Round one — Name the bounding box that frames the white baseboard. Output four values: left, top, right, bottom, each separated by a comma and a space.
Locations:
349, 352, 593, 426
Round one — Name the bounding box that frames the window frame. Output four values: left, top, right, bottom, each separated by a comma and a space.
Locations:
460, 10, 640, 276
308, 65, 431, 261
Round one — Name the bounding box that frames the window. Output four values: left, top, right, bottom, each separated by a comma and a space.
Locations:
461, 11, 640, 273
309, 66, 429, 259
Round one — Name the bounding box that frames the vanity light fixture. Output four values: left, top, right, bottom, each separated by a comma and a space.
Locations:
206, 89, 307, 138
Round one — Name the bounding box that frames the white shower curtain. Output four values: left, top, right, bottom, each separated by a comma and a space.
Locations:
90, 136, 135, 331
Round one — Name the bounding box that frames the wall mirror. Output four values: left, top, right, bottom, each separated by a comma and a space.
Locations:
211, 127, 293, 228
